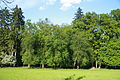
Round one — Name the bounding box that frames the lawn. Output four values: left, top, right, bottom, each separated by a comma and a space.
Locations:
0, 67, 120, 80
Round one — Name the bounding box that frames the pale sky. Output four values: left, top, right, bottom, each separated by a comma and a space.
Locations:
7, 0, 120, 25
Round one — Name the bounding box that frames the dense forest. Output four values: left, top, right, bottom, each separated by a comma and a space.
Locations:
0, 5, 120, 69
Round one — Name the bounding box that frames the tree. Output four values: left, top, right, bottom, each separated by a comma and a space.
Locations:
72, 11, 98, 68
35, 19, 53, 68
1, 5, 120, 69
21, 33, 38, 68
111, 9, 120, 21
21, 20, 38, 68
73, 7, 83, 21
100, 38, 120, 67
91, 12, 120, 68
45, 26, 69, 68
0, 7, 16, 66
11, 5, 25, 66
71, 30, 92, 69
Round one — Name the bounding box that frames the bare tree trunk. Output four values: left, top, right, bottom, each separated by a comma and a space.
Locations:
98, 62, 101, 69
77, 65, 79, 69
73, 61, 76, 68
40, 64, 41, 68
13, 64, 16, 67
96, 61, 98, 68
28, 64, 30, 68
42, 64, 44, 68
91, 61, 94, 67
74, 62, 75, 67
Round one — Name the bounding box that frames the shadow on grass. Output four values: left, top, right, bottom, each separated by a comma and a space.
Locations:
64, 74, 85, 80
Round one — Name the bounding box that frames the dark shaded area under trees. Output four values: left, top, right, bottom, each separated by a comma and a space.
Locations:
0, 5, 120, 69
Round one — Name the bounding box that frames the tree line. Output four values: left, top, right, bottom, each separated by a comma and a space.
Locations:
0, 6, 120, 69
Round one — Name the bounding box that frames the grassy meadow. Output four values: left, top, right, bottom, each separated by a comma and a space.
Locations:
0, 67, 120, 80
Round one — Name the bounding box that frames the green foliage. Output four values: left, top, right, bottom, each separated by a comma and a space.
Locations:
21, 20, 39, 65
0, 6, 120, 68
72, 8, 120, 68
70, 30, 92, 68
100, 38, 120, 66
111, 9, 120, 21
0, 6, 24, 66
73, 7, 83, 21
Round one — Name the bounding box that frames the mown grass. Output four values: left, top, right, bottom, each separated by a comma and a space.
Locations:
0, 67, 120, 80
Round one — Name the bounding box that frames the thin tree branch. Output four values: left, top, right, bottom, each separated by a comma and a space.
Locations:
1, 0, 13, 9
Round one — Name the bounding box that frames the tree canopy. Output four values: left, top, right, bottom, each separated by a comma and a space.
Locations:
0, 6, 120, 68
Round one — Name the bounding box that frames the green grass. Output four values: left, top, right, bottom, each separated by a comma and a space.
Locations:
0, 67, 120, 80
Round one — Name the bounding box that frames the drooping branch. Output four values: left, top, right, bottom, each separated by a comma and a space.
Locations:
0, 0, 14, 9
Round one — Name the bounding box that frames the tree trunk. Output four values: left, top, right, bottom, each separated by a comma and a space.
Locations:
77, 65, 79, 69
98, 62, 101, 69
40, 64, 41, 68
28, 64, 30, 68
42, 64, 44, 68
13, 64, 16, 67
73, 61, 76, 68
91, 61, 94, 67
96, 61, 98, 68
105, 65, 108, 69
73, 61, 77, 68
